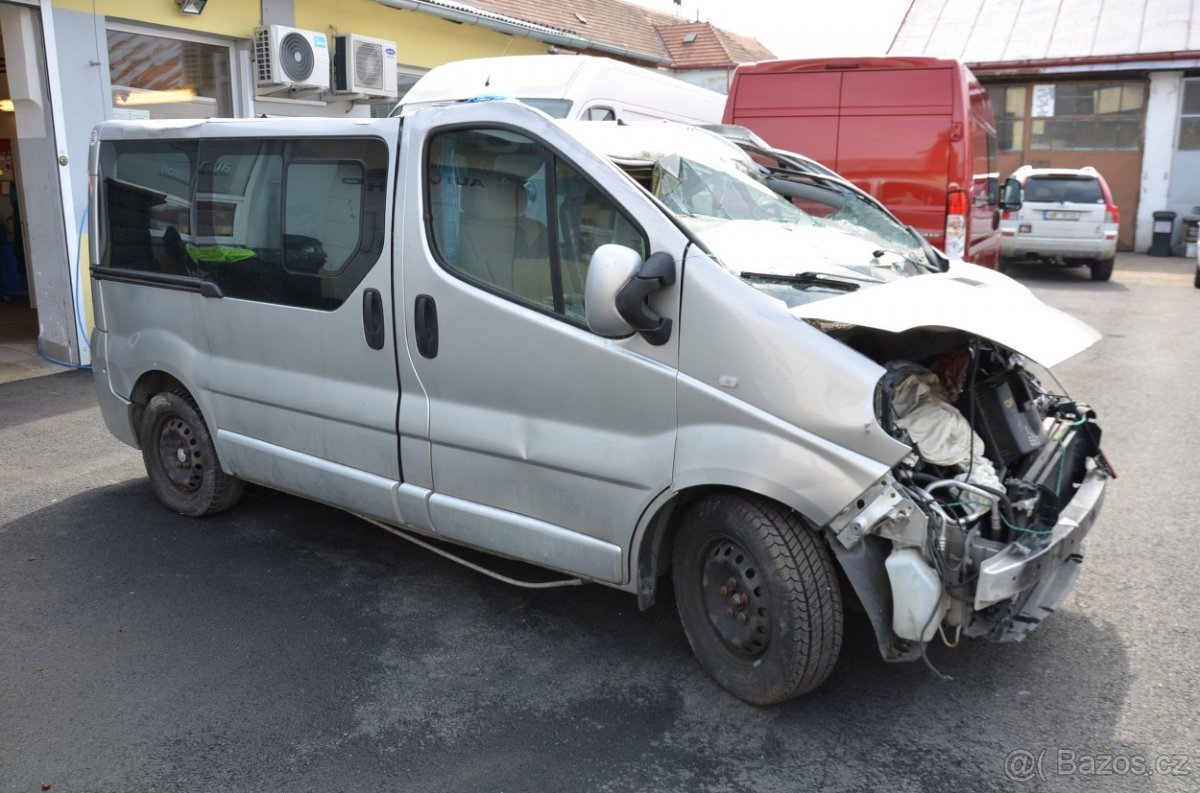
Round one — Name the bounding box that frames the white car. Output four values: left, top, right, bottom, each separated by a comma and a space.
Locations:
999, 165, 1119, 281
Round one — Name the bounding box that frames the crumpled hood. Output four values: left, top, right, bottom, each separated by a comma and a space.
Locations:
691, 218, 912, 282
789, 259, 1101, 367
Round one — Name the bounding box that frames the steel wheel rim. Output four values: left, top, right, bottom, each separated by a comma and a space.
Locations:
157, 414, 204, 492
699, 535, 771, 658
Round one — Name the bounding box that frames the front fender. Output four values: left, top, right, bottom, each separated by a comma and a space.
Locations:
672, 422, 891, 527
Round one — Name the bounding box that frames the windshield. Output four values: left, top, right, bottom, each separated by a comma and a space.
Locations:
518, 98, 574, 118
649, 152, 932, 299
564, 120, 936, 307
652, 154, 810, 225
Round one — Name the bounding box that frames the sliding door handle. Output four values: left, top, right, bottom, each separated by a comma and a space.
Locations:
414, 294, 438, 359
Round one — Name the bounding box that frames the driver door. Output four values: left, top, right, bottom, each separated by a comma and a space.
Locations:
396, 103, 688, 583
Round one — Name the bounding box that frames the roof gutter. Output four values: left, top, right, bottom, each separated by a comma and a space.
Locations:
375, 0, 673, 66
969, 50, 1200, 77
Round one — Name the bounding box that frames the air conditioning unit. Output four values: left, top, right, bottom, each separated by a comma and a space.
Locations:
254, 25, 330, 93
333, 34, 398, 99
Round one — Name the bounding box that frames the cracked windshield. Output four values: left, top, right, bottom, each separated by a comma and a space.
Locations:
650, 150, 932, 306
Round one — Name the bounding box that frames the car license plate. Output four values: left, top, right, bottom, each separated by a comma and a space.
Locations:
1019, 224, 1032, 233
1044, 210, 1079, 220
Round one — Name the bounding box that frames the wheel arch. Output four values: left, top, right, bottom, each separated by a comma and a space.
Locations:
127, 369, 195, 449
631, 481, 827, 611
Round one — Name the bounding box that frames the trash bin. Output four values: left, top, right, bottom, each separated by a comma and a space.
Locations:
1183, 214, 1200, 259
1150, 210, 1176, 257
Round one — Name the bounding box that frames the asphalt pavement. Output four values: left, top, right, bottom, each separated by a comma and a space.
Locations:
1, 252, 1197, 792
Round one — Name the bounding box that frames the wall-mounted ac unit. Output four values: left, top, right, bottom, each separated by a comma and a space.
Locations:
333, 34, 398, 99
254, 25, 330, 93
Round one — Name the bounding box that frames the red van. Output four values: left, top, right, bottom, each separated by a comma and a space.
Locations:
723, 57, 1002, 268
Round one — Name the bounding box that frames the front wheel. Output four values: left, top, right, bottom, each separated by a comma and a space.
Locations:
672, 494, 843, 705
140, 390, 244, 517
1193, 264, 1199, 289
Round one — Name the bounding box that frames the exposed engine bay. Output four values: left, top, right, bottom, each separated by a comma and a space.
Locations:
825, 327, 1113, 660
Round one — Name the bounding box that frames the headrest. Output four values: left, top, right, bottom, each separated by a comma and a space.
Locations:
460, 168, 527, 220
492, 153, 543, 179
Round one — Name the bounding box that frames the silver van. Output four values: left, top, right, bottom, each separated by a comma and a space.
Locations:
90, 103, 1110, 705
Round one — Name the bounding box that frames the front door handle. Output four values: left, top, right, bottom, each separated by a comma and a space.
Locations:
414, 294, 438, 359
363, 288, 385, 350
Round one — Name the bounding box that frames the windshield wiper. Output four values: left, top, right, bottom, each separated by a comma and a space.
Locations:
740, 271, 870, 292
905, 225, 950, 272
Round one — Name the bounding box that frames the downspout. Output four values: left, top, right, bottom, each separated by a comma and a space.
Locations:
374, 0, 673, 67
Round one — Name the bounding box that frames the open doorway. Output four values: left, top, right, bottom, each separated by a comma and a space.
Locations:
0, 2, 81, 382
0, 20, 43, 384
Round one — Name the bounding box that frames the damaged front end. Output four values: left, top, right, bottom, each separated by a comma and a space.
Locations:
826, 336, 1113, 660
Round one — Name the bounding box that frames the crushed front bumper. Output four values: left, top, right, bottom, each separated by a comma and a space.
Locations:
967, 466, 1109, 641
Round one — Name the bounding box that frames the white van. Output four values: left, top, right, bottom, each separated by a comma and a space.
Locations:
89, 103, 1110, 705
396, 54, 725, 125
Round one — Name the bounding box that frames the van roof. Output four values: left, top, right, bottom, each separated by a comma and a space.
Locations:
734, 56, 964, 75
402, 55, 601, 105
561, 119, 750, 171
399, 54, 725, 125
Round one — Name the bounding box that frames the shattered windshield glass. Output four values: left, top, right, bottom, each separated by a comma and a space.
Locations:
647, 152, 932, 306
564, 120, 936, 307
652, 154, 810, 225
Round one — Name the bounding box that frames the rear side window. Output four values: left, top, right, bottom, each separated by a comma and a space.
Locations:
98, 136, 389, 310
1023, 177, 1104, 204
105, 141, 196, 276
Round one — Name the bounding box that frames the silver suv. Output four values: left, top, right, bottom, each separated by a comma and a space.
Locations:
999, 165, 1119, 281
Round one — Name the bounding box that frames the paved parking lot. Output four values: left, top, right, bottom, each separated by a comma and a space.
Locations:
1, 252, 1197, 792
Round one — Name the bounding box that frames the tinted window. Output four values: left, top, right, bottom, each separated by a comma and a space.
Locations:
1024, 177, 1104, 204
100, 136, 389, 310
103, 140, 198, 275
426, 127, 646, 324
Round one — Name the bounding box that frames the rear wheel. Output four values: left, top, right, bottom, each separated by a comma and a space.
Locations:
1194, 264, 1199, 289
139, 390, 244, 517
672, 494, 842, 705
1090, 257, 1114, 281
998, 256, 1014, 274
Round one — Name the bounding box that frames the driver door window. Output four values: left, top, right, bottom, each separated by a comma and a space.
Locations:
426, 128, 646, 324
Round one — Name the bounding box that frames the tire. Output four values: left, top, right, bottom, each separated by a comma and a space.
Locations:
139, 390, 244, 517
998, 256, 1013, 274
1090, 257, 1114, 282
1194, 264, 1199, 289
672, 494, 843, 705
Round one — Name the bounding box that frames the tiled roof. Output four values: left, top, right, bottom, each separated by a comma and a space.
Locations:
461, 0, 773, 67
890, 0, 1200, 63
656, 22, 774, 69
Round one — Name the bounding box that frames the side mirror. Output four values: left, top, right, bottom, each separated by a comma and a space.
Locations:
999, 177, 1022, 211
585, 244, 676, 345
585, 244, 640, 338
